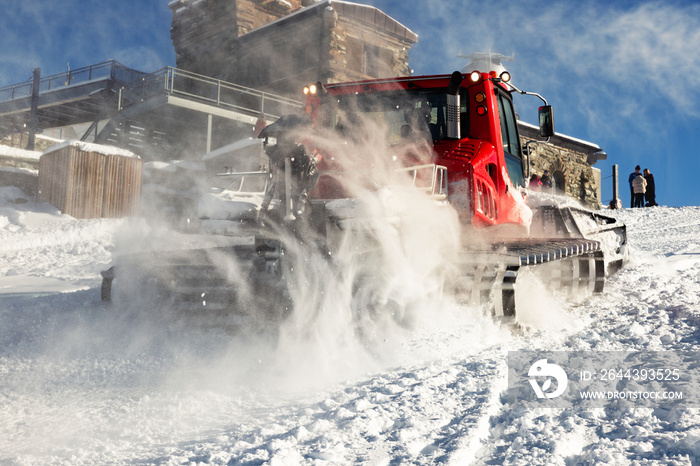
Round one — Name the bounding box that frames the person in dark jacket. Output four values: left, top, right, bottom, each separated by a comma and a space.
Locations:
643, 168, 657, 206
540, 170, 552, 190
628, 165, 641, 208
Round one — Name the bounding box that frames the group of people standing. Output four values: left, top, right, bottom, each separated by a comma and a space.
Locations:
629, 165, 657, 208
529, 169, 552, 191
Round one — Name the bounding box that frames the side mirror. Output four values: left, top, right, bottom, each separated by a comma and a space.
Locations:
538, 105, 554, 138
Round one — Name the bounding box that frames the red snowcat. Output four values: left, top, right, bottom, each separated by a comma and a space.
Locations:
102, 70, 626, 321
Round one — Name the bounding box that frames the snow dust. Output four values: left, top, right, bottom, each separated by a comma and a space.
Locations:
3, 182, 700, 463
512, 266, 589, 333
4, 175, 700, 462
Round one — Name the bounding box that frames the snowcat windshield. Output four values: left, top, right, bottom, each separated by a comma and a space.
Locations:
323, 89, 468, 145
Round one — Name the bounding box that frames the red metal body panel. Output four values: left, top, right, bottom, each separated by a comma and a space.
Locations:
305, 72, 532, 230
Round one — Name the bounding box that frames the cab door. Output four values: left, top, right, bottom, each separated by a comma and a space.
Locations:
496, 90, 525, 189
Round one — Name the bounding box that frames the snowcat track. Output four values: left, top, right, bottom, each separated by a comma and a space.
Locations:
454, 238, 605, 317
100, 244, 283, 313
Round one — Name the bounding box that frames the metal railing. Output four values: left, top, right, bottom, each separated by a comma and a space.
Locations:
121, 67, 302, 120
396, 163, 448, 199
0, 60, 301, 124
214, 170, 269, 194
0, 60, 147, 103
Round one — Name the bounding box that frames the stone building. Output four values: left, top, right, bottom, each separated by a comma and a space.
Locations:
169, 1, 605, 208
169, 0, 418, 96
519, 122, 606, 209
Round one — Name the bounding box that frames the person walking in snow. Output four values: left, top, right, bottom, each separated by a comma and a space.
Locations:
628, 165, 641, 208
540, 170, 552, 190
529, 174, 542, 191
632, 172, 647, 208
643, 168, 657, 206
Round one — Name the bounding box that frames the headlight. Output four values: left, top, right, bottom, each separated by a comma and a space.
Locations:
304, 84, 318, 95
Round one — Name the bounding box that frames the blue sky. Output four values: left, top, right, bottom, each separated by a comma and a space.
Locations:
1, 0, 698, 207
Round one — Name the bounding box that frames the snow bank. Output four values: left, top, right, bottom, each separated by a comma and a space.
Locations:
43, 139, 140, 159
2, 173, 700, 464
0, 166, 38, 176
0, 145, 42, 161
0, 186, 121, 292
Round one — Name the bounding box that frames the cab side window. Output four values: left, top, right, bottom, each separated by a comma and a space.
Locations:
496, 92, 524, 188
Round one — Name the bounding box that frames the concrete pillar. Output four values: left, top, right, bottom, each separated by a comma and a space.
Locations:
206, 114, 213, 154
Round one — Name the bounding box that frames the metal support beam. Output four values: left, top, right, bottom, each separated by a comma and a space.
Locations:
121, 120, 131, 147
27, 68, 40, 150
206, 114, 213, 154
611, 164, 620, 209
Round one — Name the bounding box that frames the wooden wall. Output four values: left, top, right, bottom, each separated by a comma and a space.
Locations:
38, 145, 142, 219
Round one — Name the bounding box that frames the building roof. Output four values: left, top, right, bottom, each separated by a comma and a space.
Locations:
239, 0, 418, 42
518, 121, 607, 165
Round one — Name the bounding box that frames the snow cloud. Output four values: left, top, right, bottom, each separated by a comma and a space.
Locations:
546, 2, 700, 117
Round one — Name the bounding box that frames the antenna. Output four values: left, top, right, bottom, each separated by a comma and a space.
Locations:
458, 51, 515, 75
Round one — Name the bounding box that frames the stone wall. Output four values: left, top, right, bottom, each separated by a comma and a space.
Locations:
222, 8, 328, 94
169, 0, 416, 97
521, 132, 601, 209
169, 0, 307, 77
324, 8, 412, 83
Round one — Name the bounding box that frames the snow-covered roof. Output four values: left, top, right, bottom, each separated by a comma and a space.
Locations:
0, 145, 42, 161
518, 120, 604, 154
0, 166, 38, 175
42, 140, 140, 159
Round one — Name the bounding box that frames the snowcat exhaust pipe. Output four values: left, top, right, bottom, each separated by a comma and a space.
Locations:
446, 71, 463, 139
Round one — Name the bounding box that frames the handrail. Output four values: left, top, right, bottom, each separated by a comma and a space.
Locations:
213, 170, 269, 195
0, 60, 303, 125
121, 66, 302, 120
0, 60, 147, 103
395, 163, 448, 199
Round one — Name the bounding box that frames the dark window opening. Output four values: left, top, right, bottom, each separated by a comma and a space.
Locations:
553, 170, 566, 194
486, 163, 497, 185
347, 38, 393, 78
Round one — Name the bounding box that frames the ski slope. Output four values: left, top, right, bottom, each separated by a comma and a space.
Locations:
1, 184, 700, 465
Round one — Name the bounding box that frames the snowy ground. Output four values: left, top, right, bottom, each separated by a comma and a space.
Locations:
2, 184, 700, 465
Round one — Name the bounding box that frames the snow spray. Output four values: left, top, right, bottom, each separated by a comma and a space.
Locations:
231, 106, 477, 390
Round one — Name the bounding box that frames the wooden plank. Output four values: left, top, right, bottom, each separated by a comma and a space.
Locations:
37, 143, 142, 219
